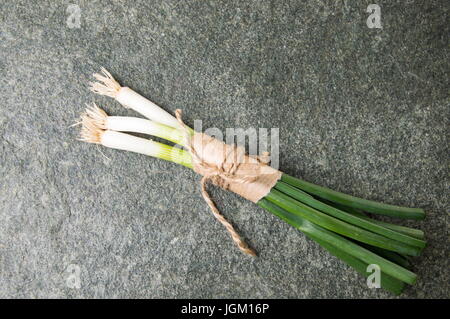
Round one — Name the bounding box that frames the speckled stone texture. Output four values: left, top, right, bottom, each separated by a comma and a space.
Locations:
0, 0, 448, 298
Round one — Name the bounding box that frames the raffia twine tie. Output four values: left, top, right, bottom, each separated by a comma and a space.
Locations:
175, 109, 282, 256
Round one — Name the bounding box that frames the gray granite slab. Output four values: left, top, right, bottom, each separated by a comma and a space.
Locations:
0, 0, 448, 298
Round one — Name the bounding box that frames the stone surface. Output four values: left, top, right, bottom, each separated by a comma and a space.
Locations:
0, 0, 448, 298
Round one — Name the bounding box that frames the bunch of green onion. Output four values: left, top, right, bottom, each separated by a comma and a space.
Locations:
79, 69, 426, 295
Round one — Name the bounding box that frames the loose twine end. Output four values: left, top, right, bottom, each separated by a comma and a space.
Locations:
175, 109, 257, 257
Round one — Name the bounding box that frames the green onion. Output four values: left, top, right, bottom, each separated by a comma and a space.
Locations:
80, 69, 427, 294
90, 68, 181, 129
82, 103, 186, 146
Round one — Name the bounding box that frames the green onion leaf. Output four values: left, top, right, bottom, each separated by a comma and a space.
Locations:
258, 199, 417, 285
266, 189, 422, 256
274, 181, 426, 249
281, 174, 425, 220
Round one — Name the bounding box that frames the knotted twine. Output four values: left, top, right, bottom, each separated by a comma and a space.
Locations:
175, 109, 282, 256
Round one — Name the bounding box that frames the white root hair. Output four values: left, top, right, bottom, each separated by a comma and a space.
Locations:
84, 103, 108, 129
79, 103, 108, 144
89, 67, 122, 98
